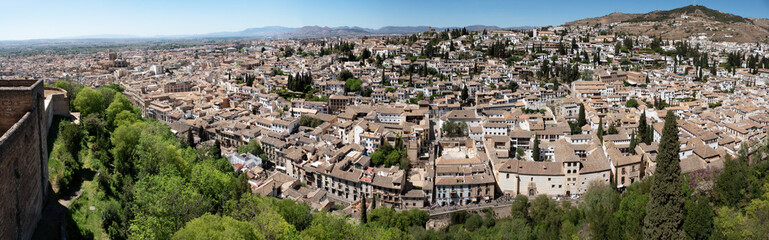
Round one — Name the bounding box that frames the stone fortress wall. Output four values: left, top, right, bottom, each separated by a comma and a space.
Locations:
0, 80, 69, 240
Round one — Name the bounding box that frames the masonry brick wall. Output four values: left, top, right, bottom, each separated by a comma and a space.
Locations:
0, 80, 49, 240
0, 89, 36, 135
0, 113, 45, 240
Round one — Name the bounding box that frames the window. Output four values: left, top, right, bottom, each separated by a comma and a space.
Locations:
506, 173, 510, 179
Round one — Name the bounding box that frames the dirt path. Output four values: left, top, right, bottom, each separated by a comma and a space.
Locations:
58, 188, 84, 208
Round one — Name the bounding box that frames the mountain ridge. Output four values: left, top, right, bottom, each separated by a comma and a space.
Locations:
205, 25, 520, 38
563, 5, 769, 43
54, 25, 532, 40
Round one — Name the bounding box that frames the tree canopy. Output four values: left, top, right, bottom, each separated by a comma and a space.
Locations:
74, 87, 105, 118
345, 78, 363, 93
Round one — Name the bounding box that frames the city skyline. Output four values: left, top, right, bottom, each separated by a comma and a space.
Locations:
2, 0, 769, 40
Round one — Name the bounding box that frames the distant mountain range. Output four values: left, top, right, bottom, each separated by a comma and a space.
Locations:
564, 5, 769, 43
193, 25, 534, 39
57, 25, 535, 40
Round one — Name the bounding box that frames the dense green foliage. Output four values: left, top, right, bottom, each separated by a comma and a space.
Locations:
345, 78, 363, 93
49, 121, 85, 191
56, 86, 426, 240
338, 69, 354, 82
287, 72, 312, 93
74, 87, 106, 119
237, 140, 268, 162
441, 120, 467, 138
172, 214, 265, 240
299, 115, 324, 128
625, 99, 639, 108
370, 135, 409, 170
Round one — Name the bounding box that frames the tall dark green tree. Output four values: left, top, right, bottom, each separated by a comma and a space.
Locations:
643, 111, 684, 239
361, 195, 368, 224
371, 196, 377, 210
532, 136, 540, 161
61, 122, 84, 159
578, 103, 587, 127
638, 111, 648, 144
460, 86, 469, 103
213, 139, 222, 157
629, 133, 637, 154
647, 123, 654, 145
198, 126, 209, 142
187, 130, 195, 148
338, 70, 354, 81
597, 118, 604, 144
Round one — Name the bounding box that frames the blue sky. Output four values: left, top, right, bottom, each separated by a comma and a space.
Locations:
1, 0, 768, 40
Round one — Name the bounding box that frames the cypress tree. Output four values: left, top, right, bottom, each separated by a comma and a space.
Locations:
381, 69, 387, 83
371, 196, 377, 209
646, 123, 654, 145
213, 139, 222, 157
532, 135, 540, 161
361, 195, 368, 223
638, 111, 648, 144
187, 129, 195, 148
461, 86, 469, 103
578, 103, 587, 127
597, 118, 604, 144
643, 111, 684, 239
629, 132, 637, 154
198, 126, 209, 142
